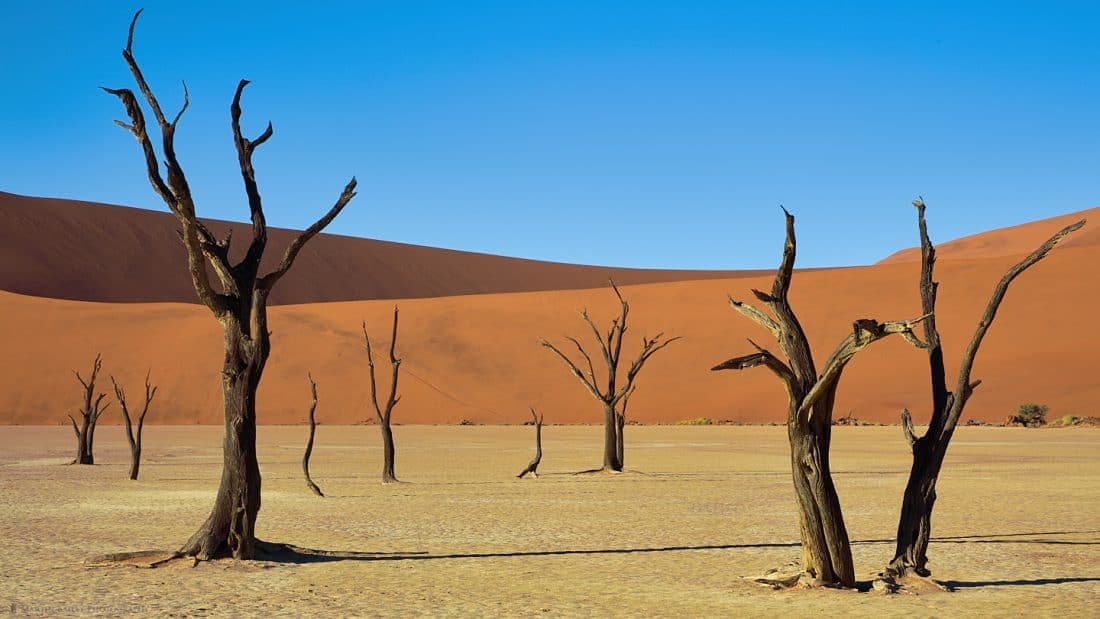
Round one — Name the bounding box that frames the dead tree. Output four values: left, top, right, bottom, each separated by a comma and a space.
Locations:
67, 354, 111, 465
516, 408, 545, 479
711, 209, 929, 588
885, 200, 1084, 580
364, 307, 402, 483
103, 10, 356, 559
302, 374, 323, 497
615, 386, 634, 470
541, 281, 680, 472
111, 372, 157, 480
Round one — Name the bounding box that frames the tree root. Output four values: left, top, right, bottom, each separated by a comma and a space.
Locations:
872, 570, 954, 594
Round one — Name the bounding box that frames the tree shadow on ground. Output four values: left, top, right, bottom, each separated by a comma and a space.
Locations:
257, 540, 803, 565
90, 530, 1100, 571
946, 577, 1100, 588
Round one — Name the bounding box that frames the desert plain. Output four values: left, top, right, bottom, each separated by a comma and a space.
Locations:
2, 192, 1099, 616
1, 425, 1097, 616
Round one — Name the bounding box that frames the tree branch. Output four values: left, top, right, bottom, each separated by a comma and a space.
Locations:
259, 177, 358, 289
541, 339, 604, 400
901, 409, 918, 447
952, 218, 1085, 406
798, 314, 931, 420
231, 79, 271, 266
727, 295, 780, 339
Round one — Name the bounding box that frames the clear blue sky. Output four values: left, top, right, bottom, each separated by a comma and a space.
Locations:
2, 1, 1097, 268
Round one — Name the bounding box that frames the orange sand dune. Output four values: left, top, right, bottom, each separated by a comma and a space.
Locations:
1, 209, 1095, 425
0, 191, 759, 304
880, 206, 1100, 263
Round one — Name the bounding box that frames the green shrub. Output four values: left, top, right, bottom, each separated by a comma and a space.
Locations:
1009, 403, 1049, 427
676, 417, 714, 426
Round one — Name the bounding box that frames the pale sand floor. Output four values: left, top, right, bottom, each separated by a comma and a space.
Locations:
1, 425, 1097, 617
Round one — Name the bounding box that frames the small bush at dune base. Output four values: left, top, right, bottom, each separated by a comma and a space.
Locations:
1004, 403, 1049, 427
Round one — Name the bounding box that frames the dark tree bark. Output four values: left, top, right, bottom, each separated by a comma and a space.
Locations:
541, 281, 680, 472
517, 408, 545, 479
885, 200, 1084, 579
103, 10, 356, 559
111, 371, 157, 480
302, 374, 324, 497
67, 354, 111, 465
614, 387, 633, 470
364, 307, 402, 483
711, 210, 929, 588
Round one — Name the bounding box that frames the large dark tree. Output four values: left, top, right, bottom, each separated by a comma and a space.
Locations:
712, 210, 929, 588
884, 200, 1084, 581
67, 354, 111, 465
111, 371, 157, 480
104, 11, 356, 559
364, 307, 402, 483
541, 281, 680, 472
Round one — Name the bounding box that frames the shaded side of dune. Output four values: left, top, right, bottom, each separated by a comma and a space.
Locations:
0, 191, 759, 304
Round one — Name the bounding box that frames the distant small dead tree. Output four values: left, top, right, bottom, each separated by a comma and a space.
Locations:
882, 200, 1084, 585
364, 307, 402, 483
541, 281, 680, 472
67, 354, 111, 465
302, 373, 323, 497
516, 408, 545, 479
711, 209, 929, 589
111, 371, 157, 480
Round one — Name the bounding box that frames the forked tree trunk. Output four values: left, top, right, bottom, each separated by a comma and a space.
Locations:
67, 354, 110, 465
885, 200, 1084, 579
112, 371, 156, 480
712, 209, 928, 588
302, 374, 323, 497
364, 308, 402, 484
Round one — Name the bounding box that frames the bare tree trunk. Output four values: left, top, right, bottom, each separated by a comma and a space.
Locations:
67, 354, 110, 465
380, 422, 397, 483
542, 281, 679, 473
789, 406, 853, 585
112, 371, 156, 480
364, 307, 402, 484
713, 209, 928, 588
302, 374, 323, 497
179, 329, 263, 559
885, 200, 1084, 579
517, 408, 544, 478
602, 402, 620, 471
104, 10, 356, 560
614, 411, 625, 471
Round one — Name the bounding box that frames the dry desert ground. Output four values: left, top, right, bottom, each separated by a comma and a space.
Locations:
1, 424, 1097, 616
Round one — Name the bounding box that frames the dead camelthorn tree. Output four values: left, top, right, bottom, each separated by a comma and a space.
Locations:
516, 408, 545, 479
67, 354, 111, 465
111, 372, 157, 480
711, 209, 930, 588
103, 10, 356, 559
364, 307, 402, 483
302, 374, 323, 497
615, 386, 634, 470
883, 200, 1084, 583
541, 281, 680, 472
